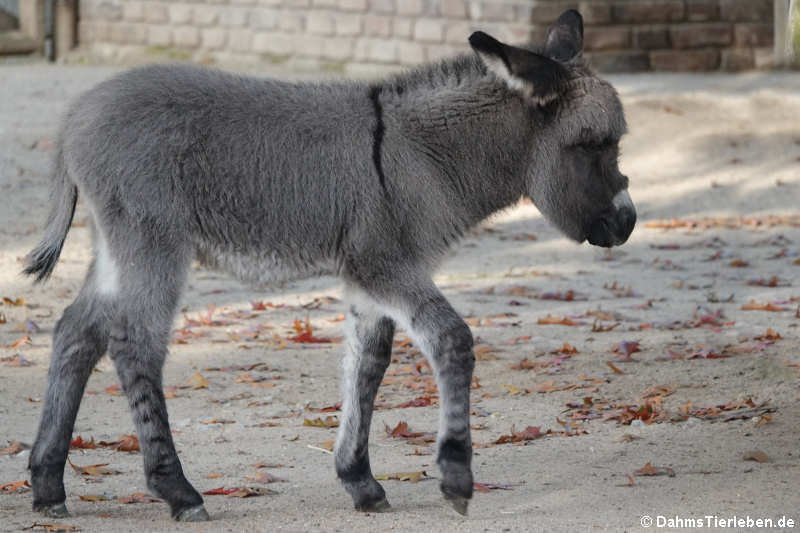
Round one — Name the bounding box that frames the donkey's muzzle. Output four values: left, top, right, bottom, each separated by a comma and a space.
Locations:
586, 197, 636, 248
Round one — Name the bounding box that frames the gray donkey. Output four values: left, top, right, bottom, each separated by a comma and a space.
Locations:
24, 10, 634, 521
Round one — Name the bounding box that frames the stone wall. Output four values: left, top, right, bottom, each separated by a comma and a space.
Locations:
76, 0, 776, 73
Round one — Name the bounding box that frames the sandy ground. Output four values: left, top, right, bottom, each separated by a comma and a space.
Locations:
1, 62, 799, 533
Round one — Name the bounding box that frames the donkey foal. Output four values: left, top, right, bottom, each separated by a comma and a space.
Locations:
24, 10, 635, 521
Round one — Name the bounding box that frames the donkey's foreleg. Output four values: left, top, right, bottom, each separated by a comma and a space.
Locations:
30, 268, 111, 518
335, 303, 395, 511
401, 287, 475, 514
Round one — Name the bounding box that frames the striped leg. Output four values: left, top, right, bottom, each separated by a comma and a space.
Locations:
335, 302, 395, 511
108, 276, 207, 521
348, 279, 475, 514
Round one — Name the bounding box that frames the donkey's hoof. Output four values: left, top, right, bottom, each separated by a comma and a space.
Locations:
355, 496, 391, 513
444, 494, 469, 516
174, 504, 210, 522
34, 502, 70, 518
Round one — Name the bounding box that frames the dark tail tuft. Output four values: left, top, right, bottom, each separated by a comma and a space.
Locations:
23, 149, 78, 283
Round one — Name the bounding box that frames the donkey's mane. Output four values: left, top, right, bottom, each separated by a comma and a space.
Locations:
376, 53, 489, 96
373, 46, 595, 101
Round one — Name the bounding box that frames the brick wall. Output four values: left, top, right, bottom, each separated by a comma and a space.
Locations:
76, 0, 776, 73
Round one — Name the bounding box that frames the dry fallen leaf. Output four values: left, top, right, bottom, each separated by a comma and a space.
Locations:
375, 471, 429, 482
473, 481, 515, 493
104, 385, 123, 396
0, 440, 27, 456
394, 396, 435, 408
743, 451, 769, 463
385, 421, 420, 438
7, 335, 32, 349
1, 479, 31, 493
303, 416, 339, 428
0, 354, 35, 367
492, 426, 543, 445
23, 523, 80, 533
592, 320, 620, 332
754, 329, 782, 341
67, 458, 120, 477
2, 296, 25, 306
69, 436, 97, 450
245, 471, 287, 484
98, 434, 140, 452
474, 345, 498, 360
537, 314, 582, 326
79, 494, 110, 502
288, 316, 337, 343
642, 385, 676, 399
235, 372, 277, 387
181, 372, 209, 390
612, 341, 641, 360
116, 493, 161, 504
315, 440, 335, 452
741, 301, 787, 312
633, 462, 675, 477
202, 486, 275, 497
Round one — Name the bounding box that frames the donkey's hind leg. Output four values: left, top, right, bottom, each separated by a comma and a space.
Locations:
30, 260, 113, 518
335, 297, 395, 511
106, 238, 208, 522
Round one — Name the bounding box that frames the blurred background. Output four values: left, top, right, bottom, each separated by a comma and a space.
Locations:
0, 0, 797, 74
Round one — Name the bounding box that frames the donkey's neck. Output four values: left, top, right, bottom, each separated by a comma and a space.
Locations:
377, 55, 532, 224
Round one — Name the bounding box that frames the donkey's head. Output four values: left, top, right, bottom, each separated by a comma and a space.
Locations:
470, 10, 635, 247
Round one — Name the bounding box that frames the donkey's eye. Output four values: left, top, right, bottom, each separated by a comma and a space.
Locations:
581, 139, 614, 151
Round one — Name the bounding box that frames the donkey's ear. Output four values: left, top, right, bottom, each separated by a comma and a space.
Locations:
544, 9, 584, 62
469, 31, 568, 103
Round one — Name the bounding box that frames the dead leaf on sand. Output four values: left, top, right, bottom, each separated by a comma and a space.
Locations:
181, 372, 209, 390
23, 524, 80, 533
743, 451, 769, 463
375, 471, 429, 482
67, 458, 120, 477
202, 486, 276, 497
633, 462, 675, 477
117, 493, 161, 504
1, 479, 31, 493
303, 416, 339, 428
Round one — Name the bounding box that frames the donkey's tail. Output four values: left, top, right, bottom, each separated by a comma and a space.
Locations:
23, 147, 78, 283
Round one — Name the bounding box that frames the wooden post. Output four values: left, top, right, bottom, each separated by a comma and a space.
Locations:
791, 0, 799, 61
55, 0, 76, 58
776, 0, 799, 67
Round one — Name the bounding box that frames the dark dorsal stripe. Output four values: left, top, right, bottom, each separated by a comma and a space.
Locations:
368, 85, 388, 193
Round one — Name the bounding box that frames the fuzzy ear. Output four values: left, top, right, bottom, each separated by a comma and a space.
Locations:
469, 31, 568, 103
544, 9, 584, 62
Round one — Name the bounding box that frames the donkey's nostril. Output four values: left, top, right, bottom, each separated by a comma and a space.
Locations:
587, 205, 636, 248
617, 206, 636, 239
586, 217, 613, 248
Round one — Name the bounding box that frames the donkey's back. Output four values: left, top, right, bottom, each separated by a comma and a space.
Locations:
60, 65, 388, 283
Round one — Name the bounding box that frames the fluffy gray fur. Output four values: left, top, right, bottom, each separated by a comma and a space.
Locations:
24, 10, 635, 521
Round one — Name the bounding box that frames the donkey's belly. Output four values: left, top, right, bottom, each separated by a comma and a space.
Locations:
194, 242, 337, 285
